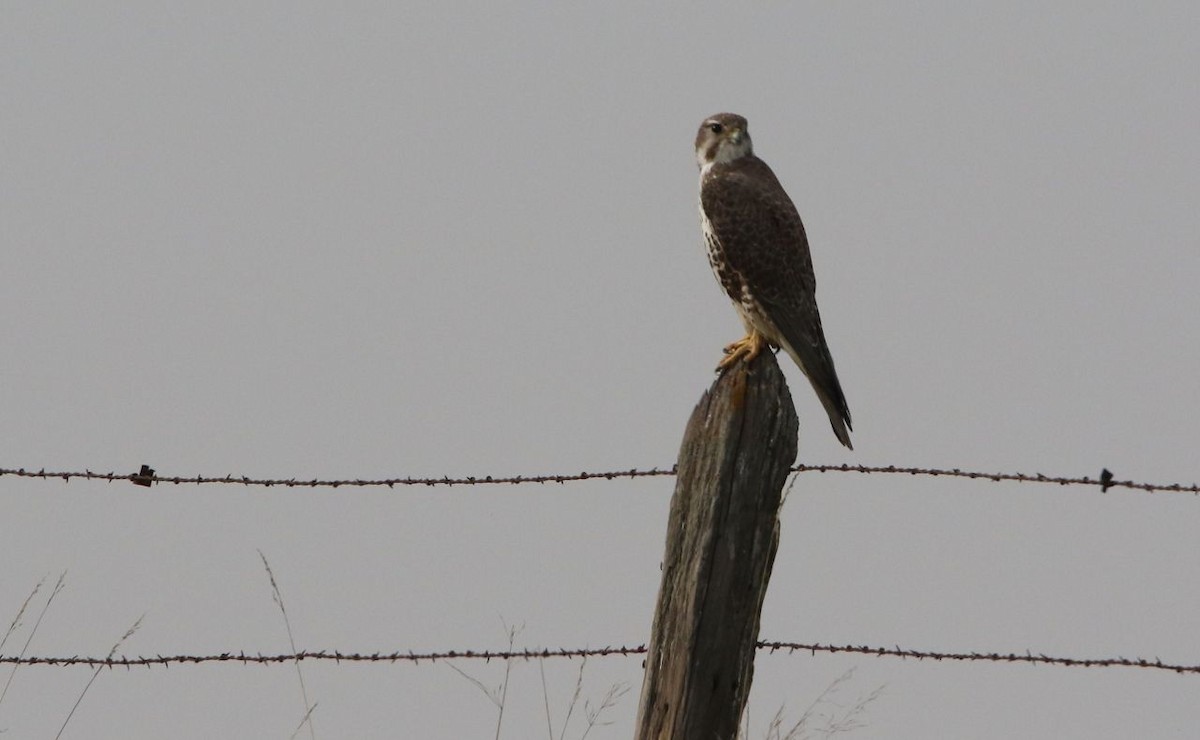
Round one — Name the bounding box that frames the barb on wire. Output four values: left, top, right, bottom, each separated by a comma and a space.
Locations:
0, 464, 1196, 495
2, 641, 1198, 675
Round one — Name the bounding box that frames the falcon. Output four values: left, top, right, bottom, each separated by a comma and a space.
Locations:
695, 112, 853, 449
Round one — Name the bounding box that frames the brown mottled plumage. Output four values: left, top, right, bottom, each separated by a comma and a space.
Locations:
695, 112, 853, 449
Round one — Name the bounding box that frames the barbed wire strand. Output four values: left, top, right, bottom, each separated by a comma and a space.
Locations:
2, 641, 1197, 675
1, 465, 1197, 495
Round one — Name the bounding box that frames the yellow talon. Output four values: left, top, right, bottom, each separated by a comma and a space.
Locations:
716, 332, 768, 370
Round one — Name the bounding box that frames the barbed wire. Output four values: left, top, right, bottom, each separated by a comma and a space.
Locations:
0, 465, 673, 489
0, 464, 1196, 495
755, 641, 1200, 674
3, 641, 1198, 675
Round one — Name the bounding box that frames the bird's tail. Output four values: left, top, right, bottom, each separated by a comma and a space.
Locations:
780, 342, 854, 450
814, 382, 854, 450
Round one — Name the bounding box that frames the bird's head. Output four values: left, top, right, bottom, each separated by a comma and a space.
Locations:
695, 113, 752, 171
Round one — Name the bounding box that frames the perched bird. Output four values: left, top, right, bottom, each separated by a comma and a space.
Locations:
695, 112, 853, 449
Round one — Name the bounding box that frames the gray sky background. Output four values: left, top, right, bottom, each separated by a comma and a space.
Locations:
3, 2, 1199, 738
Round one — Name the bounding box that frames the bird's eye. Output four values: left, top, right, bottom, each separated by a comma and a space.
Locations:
708, 122, 723, 134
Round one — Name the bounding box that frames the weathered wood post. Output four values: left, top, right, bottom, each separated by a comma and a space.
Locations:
635, 351, 799, 740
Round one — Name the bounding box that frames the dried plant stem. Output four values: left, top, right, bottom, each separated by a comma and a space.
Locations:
55, 614, 143, 740
579, 681, 629, 739
557, 657, 586, 740
259, 551, 317, 740
446, 621, 523, 739
539, 658, 554, 740
1, 571, 65, 707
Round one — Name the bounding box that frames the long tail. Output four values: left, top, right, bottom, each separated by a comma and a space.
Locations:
779, 341, 853, 450
812, 380, 853, 449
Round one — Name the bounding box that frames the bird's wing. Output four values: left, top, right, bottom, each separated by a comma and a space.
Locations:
701, 159, 853, 442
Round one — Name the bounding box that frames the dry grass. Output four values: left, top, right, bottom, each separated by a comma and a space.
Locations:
258, 550, 318, 740
55, 613, 144, 739
448, 622, 629, 739
1, 571, 66, 712
745, 668, 884, 740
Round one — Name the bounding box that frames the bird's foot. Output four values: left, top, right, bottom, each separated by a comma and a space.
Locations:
716, 332, 767, 371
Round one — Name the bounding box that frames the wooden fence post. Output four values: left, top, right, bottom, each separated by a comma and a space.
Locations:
634, 351, 799, 740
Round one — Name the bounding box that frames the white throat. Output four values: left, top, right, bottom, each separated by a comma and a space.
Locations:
697, 139, 752, 174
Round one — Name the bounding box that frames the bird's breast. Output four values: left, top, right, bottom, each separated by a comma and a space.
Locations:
700, 203, 739, 297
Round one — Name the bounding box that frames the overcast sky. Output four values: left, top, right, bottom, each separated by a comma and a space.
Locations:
3, 2, 1199, 738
